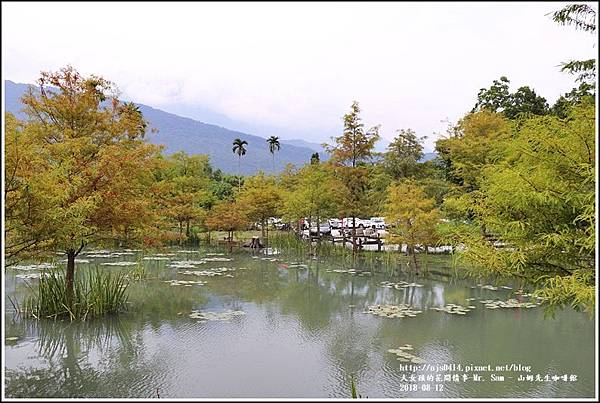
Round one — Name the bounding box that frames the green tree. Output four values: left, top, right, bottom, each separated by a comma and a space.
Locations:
449, 101, 595, 312
281, 163, 340, 246
266, 136, 280, 172
435, 110, 511, 191
385, 181, 440, 271
382, 128, 426, 179
232, 138, 248, 190
473, 76, 549, 118
236, 173, 283, 241
310, 152, 320, 165
324, 101, 380, 250
152, 152, 212, 244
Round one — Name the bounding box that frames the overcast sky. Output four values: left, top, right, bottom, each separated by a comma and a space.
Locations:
2, 2, 597, 151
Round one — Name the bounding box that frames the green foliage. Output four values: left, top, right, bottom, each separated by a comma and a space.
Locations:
446, 101, 595, 312
385, 180, 440, 263
21, 268, 130, 320
382, 128, 425, 180
281, 163, 340, 225
435, 110, 511, 190
151, 151, 212, 243
472, 76, 549, 118
310, 152, 320, 164
550, 4, 596, 86
324, 101, 381, 227
551, 4, 596, 33
325, 101, 380, 168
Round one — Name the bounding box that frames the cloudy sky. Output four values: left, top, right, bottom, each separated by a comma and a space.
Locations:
2, 2, 597, 151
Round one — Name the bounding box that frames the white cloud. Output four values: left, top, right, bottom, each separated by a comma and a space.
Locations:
2, 2, 597, 151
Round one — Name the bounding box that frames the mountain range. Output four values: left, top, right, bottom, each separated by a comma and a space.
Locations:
4, 80, 436, 173
4, 80, 326, 175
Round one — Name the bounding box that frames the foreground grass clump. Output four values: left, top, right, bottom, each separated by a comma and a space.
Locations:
20, 268, 130, 320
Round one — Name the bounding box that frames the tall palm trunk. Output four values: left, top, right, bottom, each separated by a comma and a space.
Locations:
238, 155, 242, 191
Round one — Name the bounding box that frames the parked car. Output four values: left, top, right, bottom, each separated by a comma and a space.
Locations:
310, 222, 331, 236
328, 218, 342, 229
342, 217, 376, 229
370, 217, 387, 229
275, 222, 291, 230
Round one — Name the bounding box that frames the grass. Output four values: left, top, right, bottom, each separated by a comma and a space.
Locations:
127, 258, 149, 281
19, 268, 130, 321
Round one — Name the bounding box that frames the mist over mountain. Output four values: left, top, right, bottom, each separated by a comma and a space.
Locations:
4, 80, 321, 175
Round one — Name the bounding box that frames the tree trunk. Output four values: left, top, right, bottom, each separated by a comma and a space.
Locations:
261, 217, 266, 239
352, 217, 357, 253
408, 244, 420, 274
66, 249, 76, 309
186, 219, 190, 238
238, 156, 242, 191
179, 221, 183, 245
316, 216, 321, 248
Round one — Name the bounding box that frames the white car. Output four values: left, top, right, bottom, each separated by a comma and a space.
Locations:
328, 218, 342, 229
370, 217, 387, 229
342, 217, 376, 229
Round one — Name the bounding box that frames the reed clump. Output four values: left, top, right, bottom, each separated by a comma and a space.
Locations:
20, 268, 130, 321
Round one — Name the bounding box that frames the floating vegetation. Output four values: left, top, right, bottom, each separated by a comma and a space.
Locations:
431, 304, 473, 315
143, 256, 172, 261
16, 272, 51, 280
179, 267, 235, 277
387, 345, 425, 364
59, 258, 90, 264
327, 269, 371, 276
480, 284, 498, 291
164, 280, 206, 287
380, 281, 423, 289
188, 309, 246, 322
483, 299, 539, 309
500, 285, 513, 290
364, 304, 422, 318
167, 260, 207, 269
260, 257, 279, 262
5, 337, 19, 341
12, 263, 55, 271
202, 257, 233, 262
205, 253, 225, 256
465, 297, 477, 301
87, 251, 135, 258
100, 261, 138, 266
284, 264, 308, 269
178, 250, 201, 253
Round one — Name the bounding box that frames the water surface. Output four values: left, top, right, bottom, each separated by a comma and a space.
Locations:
4, 247, 595, 398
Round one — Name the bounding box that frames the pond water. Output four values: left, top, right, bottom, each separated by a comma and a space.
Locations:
4, 246, 595, 398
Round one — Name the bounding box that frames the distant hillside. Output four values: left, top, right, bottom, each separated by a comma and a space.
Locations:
280, 138, 324, 153
420, 152, 437, 162
4, 80, 316, 175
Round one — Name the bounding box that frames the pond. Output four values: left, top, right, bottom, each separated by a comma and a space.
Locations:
4, 246, 595, 398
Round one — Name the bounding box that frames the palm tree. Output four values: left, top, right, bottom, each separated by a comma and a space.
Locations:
266, 136, 280, 173
232, 138, 248, 190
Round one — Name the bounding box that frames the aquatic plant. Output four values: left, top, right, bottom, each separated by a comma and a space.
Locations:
19, 268, 130, 320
